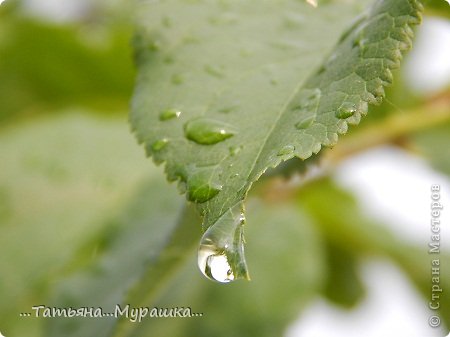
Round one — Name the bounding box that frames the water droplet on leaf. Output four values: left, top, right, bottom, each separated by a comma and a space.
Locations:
151, 138, 169, 151
335, 102, 357, 119
277, 145, 295, 156
292, 88, 321, 111
186, 168, 222, 203
295, 115, 315, 129
229, 145, 242, 156
184, 118, 237, 145
159, 109, 181, 121
198, 203, 249, 283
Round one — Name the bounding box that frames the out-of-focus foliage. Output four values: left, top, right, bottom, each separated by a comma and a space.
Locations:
0, 114, 151, 336
0, 1, 449, 337
0, 3, 134, 125
413, 121, 450, 176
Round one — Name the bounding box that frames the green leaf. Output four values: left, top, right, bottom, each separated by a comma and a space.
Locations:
131, 0, 423, 274
0, 16, 134, 124
0, 114, 151, 337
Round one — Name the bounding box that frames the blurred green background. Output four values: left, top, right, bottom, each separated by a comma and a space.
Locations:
0, 1, 449, 337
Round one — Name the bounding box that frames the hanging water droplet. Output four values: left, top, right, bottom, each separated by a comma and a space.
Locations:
159, 108, 181, 121
335, 102, 357, 119
186, 168, 222, 203
198, 202, 249, 283
277, 145, 295, 156
151, 138, 169, 151
184, 118, 237, 145
295, 115, 315, 129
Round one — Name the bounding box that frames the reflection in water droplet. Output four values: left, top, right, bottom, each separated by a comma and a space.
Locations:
335, 102, 357, 119
151, 138, 169, 151
186, 168, 222, 203
184, 118, 237, 145
198, 202, 249, 283
159, 109, 181, 121
295, 115, 315, 129
277, 145, 295, 156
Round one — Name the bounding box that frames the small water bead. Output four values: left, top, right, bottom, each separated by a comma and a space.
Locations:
159, 109, 181, 121
353, 36, 368, 52
198, 203, 249, 283
186, 174, 222, 203
184, 118, 237, 145
295, 115, 315, 129
151, 138, 169, 151
229, 145, 242, 156
277, 145, 295, 156
218, 105, 238, 114
335, 102, 357, 119
292, 88, 321, 112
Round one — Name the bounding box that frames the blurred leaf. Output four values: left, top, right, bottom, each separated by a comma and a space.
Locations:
413, 121, 450, 176
424, 0, 450, 18
322, 242, 366, 308
46, 177, 195, 337
0, 15, 134, 124
111, 204, 201, 337
0, 113, 150, 337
